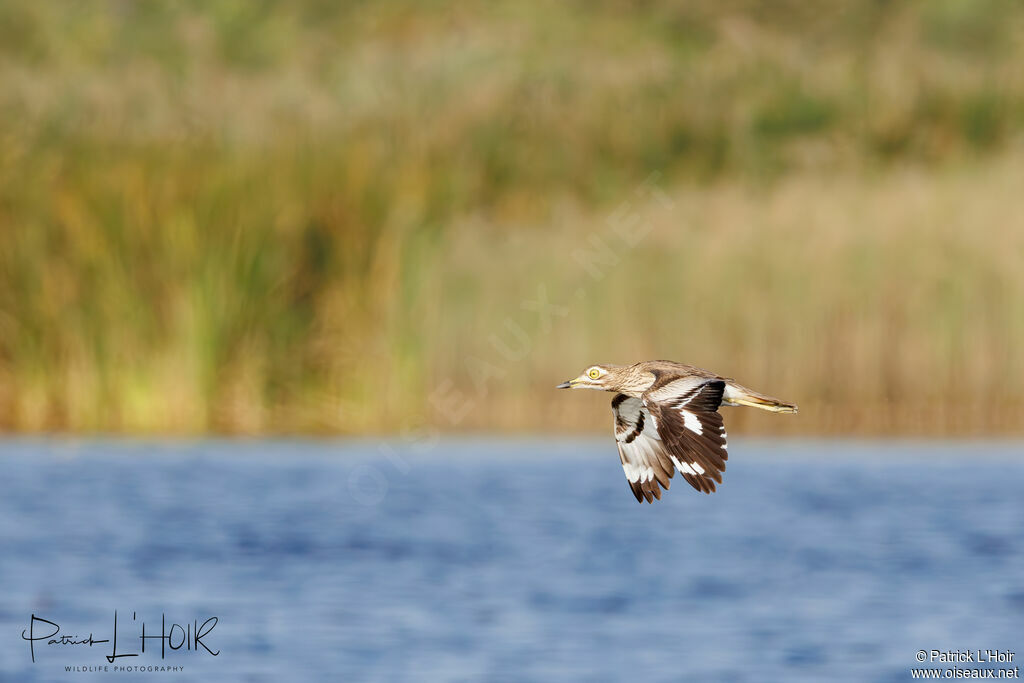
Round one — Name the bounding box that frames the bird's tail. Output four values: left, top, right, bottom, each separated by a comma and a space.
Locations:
723, 382, 798, 414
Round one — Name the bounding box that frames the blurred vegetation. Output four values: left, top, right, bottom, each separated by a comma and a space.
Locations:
0, 0, 1022, 434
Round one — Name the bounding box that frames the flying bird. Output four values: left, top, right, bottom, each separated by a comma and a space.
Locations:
557, 360, 797, 503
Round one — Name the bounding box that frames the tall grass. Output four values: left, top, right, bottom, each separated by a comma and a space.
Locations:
0, 0, 1022, 434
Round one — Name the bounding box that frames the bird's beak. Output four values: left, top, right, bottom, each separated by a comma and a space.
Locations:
556, 379, 574, 389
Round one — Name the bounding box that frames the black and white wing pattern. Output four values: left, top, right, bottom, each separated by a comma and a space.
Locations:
642, 377, 729, 495
612, 394, 676, 503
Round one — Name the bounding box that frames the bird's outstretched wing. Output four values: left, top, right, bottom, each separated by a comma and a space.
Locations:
612, 394, 676, 503
642, 378, 729, 494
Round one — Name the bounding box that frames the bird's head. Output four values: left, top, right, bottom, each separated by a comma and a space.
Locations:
556, 364, 621, 391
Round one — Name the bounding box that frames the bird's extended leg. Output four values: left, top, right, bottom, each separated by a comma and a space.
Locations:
722, 382, 798, 413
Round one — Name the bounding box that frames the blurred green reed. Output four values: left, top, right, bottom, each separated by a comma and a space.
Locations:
0, 0, 1022, 434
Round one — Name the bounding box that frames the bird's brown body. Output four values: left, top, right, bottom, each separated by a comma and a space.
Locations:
557, 360, 796, 502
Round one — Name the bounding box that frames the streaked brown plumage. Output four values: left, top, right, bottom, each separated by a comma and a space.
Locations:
557, 360, 797, 503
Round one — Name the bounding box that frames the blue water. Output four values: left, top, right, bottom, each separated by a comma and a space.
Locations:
0, 439, 1021, 682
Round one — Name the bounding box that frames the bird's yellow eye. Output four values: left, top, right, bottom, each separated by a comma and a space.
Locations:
588, 368, 601, 379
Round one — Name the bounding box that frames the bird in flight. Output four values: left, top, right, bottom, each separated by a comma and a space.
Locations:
557, 360, 796, 503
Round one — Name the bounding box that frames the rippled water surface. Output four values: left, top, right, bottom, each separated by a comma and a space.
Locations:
1, 440, 1021, 682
